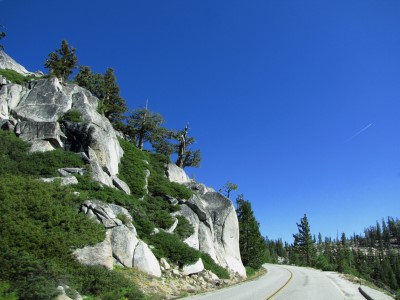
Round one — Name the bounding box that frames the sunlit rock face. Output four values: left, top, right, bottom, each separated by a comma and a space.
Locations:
167, 165, 246, 278
0, 68, 128, 192
0, 50, 34, 75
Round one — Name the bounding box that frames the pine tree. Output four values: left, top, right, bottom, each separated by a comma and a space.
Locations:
174, 125, 201, 168
220, 181, 238, 199
0, 30, 6, 50
293, 214, 316, 266
44, 40, 78, 81
236, 194, 266, 269
102, 68, 127, 126
127, 108, 164, 150
75, 66, 127, 128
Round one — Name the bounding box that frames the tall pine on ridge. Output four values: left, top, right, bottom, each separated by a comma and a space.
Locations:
236, 194, 266, 270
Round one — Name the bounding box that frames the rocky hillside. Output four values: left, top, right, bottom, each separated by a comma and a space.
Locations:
0, 51, 245, 299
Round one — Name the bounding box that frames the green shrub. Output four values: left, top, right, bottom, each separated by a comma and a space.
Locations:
117, 213, 130, 225
175, 215, 195, 240
200, 253, 230, 279
133, 217, 155, 236
0, 175, 116, 299
68, 264, 143, 300
147, 231, 200, 267
245, 266, 256, 277
75, 174, 142, 211
0, 68, 38, 84
0, 281, 18, 300
148, 153, 192, 200
118, 137, 192, 200
59, 109, 82, 122
0, 130, 85, 177
147, 231, 230, 278
141, 195, 178, 230
118, 138, 149, 198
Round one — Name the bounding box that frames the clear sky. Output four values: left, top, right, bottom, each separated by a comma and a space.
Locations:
2, 0, 400, 243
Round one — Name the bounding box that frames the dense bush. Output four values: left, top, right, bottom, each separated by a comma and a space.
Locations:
59, 109, 82, 122
0, 126, 222, 297
0, 68, 38, 84
0, 131, 84, 177
147, 231, 230, 278
118, 138, 149, 198
142, 196, 179, 229
119, 137, 193, 200
0, 175, 137, 299
0, 281, 18, 300
175, 215, 195, 240
245, 266, 256, 277
147, 231, 200, 267
200, 253, 230, 279
75, 174, 142, 211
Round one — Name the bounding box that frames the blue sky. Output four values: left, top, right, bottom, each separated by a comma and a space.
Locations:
2, 0, 400, 242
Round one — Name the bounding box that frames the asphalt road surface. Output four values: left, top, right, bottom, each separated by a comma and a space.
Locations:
183, 264, 393, 300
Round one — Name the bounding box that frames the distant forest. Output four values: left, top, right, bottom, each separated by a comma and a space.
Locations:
265, 216, 400, 297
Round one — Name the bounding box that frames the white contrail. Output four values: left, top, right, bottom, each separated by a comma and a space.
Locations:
348, 123, 373, 140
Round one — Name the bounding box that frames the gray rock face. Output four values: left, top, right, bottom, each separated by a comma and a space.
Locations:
166, 163, 191, 184
182, 258, 204, 275
133, 241, 162, 277
16, 121, 66, 150
73, 230, 114, 270
167, 167, 246, 278
76, 200, 161, 277
160, 258, 171, 270
111, 225, 138, 268
39, 176, 79, 186
112, 175, 131, 195
0, 83, 29, 119
0, 73, 128, 192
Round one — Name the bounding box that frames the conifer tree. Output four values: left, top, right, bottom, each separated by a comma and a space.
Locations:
293, 214, 316, 266
127, 108, 164, 150
0, 30, 6, 50
220, 181, 238, 199
75, 66, 127, 128
151, 124, 202, 168
174, 125, 201, 168
236, 194, 267, 269
44, 40, 78, 81
102, 68, 127, 126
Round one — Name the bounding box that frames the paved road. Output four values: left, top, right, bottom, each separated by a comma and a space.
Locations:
183, 264, 393, 300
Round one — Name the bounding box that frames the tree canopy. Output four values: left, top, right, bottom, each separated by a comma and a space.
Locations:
220, 181, 238, 199
75, 66, 127, 128
0, 30, 6, 50
44, 40, 78, 81
127, 108, 164, 150
292, 214, 316, 266
173, 125, 201, 169
236, 194, 267, 269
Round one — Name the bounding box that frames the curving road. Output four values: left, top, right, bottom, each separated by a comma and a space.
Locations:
183, 264, 393, 300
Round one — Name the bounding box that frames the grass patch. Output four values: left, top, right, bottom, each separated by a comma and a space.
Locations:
0, 68, 38, 84
59, 109, 82, 122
